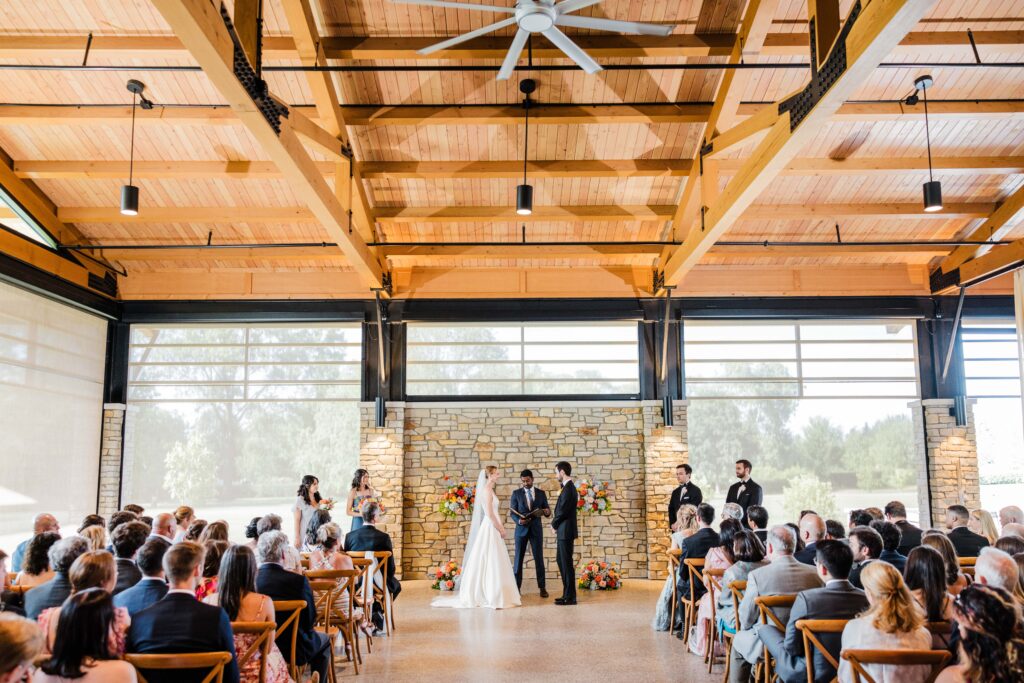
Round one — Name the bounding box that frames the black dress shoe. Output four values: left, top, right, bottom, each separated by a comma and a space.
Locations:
540, 589, 549, 598
557, 599, 576, 606
554, 598, 566, 605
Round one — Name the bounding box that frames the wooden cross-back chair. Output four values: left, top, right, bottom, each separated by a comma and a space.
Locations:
229, 621, 275, 683
703, 567, 726, 672
680, 558, 706, 646
840, 649, 951, 683
720, 580, 747, 683
666, 548, 682, 634
926, 620, 954, 649
347, 557, 374, 654
347, 550, 395, 636
272, 599, 306, 682
795, 618, 850, 683
306, 579, 340, 683
754, 594, 797, 683
125, 652, 233, 683
306, 568, 364, 676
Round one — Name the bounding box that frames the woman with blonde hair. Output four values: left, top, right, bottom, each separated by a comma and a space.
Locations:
651, 504, 700, 631
79, 525, 107, 552
838, 561, 931, 683
0, 613, 44, 683
968, 509, 998, 545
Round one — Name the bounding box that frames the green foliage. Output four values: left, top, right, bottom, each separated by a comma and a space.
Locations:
783, 473, 840, 521
163, 432, 218, 503
842, 415, 916, 488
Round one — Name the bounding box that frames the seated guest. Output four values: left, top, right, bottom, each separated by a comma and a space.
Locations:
746, 505, 769, 545
256, 514, 282, 538
24, 537, 89, 620
308, 522, 354, 572
107, 511, 139, 539
185, 519, 208, 542
848, 526, 883, 589
203, 545, 291, 683
15, 532, 60, 588
994, 535, 1024, 556
715, 531, 767, 635
10, 514, 60, 573
303, 510, 332, 552
35, 590, 138, 683
870, 520, 907, 573
904, 546, 953, 623
148, 514, 176, 545
344, 501, 402, 628
864, 507, 884, 522
112, 522, 150, 596
884, 501, 922, 556
786, 523, 805, 553
652, 504, 698, 632
38, 551, 129, 654
255, 531, 330, 683
0, 549, 21, 616
922, 532, 970, 596
794, 514, 825, 565
838, 561, 931, 683
936, 584, 1024, 683
122, 505, 145, 516
244, 517, 261, 550
173, 506, 195, 543
946, 505, 990, 557
825, 520, 845, 540
722, 503, 743, 523
1001, 522, 1024, 539
199, 521, 229, 544
756, 540, 868, 683
689, 519, 742, 656
197, 541, 228, 601
114, 539, 169, 618
969, 509, 999, 546
281, 545, 304, 574
0, 613, 44, 681
849, 509, 873, 530
78, 515, 106, 534
673, 503, 719, 635
79, 525, 107, 553
126, 541, 239, 683
728, 525, 823, 683
974, 546, 1018, 593
998, 505, 1024, 528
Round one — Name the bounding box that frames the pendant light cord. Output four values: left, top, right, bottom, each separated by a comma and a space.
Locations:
523, 98, 529, 185
922, 84, 934, 183
129, 90, 137, 186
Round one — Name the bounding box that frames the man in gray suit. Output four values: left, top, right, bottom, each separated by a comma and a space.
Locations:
755, 540, 869, 683
729, 525, 823, 683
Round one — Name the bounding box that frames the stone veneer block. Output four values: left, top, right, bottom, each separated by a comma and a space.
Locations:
98, 403, 126, 517
910, 399, 980, 528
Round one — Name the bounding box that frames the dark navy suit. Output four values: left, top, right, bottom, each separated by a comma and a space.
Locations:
551, 480, 579, 603
114, 576, 168, 617
509, 486, 549, 591
114, 558, 143, 595
24, 572, 72, 620
256, 562, 330, 682
126, 591, 240, 683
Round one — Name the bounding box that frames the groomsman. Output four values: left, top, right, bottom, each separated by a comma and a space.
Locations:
725, 459, 763, 525
509, 469, 551, 598
668, 464, 703, 529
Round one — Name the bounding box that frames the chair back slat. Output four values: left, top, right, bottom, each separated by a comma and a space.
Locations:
796, 618, 849, 683
841, 649, 951, 683
272, 599, 306, 681
125, 652, 232, 683
683, 558, 706, 603
726, 580, 746, 632
755, 594, 796, 630
957, 557, 976, 567
230, 621, 274, 683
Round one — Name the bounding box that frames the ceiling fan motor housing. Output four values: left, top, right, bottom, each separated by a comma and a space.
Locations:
516, 3, 556, 33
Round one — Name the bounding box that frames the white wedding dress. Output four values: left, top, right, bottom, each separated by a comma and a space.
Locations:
432, 472, 521, 610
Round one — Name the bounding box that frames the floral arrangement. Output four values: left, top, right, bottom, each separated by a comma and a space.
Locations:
439, 476, 476, 519
578, 560, 622, 590
319, 497, 336, 512
354, 495, 386, 516
576, 479, 612, 515
429, 560, 462, 590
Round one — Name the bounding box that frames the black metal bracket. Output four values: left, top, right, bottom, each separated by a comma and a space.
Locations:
778, 0, 862, 131
652, 269, 666, 292
380, 271, 393, 297
220, 4, 289, 134
929, 266, 961, 294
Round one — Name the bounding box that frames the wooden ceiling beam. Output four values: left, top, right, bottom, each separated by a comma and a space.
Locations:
2, 30, 1020, 60
149, 0, 382, 289
374, 205, 675, 224
659, 0, 937, 287
934, 183, 1024, 275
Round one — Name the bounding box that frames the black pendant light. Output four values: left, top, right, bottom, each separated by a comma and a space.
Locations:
516, 78, 536, 216
914, 75, 942, 213
121, 79, 146, 216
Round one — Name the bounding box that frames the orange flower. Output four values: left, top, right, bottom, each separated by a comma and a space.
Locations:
445, 580, 454, 589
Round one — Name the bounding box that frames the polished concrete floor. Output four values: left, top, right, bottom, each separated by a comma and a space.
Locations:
345, 579, 721, 682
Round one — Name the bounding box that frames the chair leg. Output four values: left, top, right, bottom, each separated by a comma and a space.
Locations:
682, 602, 694, 645
722, 638, 732, 683
669, 589, 677, 634
705, 619, 715, 672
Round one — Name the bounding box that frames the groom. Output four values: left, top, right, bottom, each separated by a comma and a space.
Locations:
551, 461, 579, 606
509, 469, 551, 598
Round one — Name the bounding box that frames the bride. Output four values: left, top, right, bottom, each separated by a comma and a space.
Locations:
432, 466, 521, 609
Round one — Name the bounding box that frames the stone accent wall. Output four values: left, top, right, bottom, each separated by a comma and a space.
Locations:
642, 401, 688, 578
911, 399, 980, 528
98, 404, 126, 516
359, 403, 406, 576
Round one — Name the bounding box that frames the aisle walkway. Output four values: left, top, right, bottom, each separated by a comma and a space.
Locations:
354, 579, 719, 682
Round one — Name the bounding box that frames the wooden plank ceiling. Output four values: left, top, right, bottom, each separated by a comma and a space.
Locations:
0, 0, 1022, 299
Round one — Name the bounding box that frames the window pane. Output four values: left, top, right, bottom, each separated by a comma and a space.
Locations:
798, 323, 913, 341
685, 343, 798, 361
406, 362, 522, 381
799, 342, 915, 359
685, 361, 799, 380
800, 360, 917, 379
407, 326, 522, 343
685, 323, 796, 342
406, 344, 521, 362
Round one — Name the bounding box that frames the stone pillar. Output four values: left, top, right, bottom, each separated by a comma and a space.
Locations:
359, 402, 406, 578
98, 403, 126, 516
642, 400, 688, 579
911, 399, 980, 528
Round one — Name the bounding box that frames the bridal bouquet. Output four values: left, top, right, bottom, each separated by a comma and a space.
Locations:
439, 476, 476, 519
319, 497, 337, 512
428, 560, 461, 590
578, 561, 622, 590
576, 480, 612, 515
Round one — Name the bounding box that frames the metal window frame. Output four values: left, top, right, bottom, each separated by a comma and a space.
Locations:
962, 318, 1022, 398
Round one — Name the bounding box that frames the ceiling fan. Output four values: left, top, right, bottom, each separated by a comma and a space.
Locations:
391, 0, 674, 79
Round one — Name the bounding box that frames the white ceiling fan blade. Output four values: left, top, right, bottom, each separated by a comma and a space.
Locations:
497, 28, 530, 80
555, 15, 673, 36
554, 0, 602, 13
390, 0, 514, 13
541, 26, 601, 74
417, 17, 517, 54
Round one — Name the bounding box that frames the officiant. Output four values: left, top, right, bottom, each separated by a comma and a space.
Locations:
509, 469, 551, 598
668, 464, 703, 530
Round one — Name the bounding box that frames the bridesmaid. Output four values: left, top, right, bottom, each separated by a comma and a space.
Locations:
292, 474, 321, 550
345, 469, 377, 532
